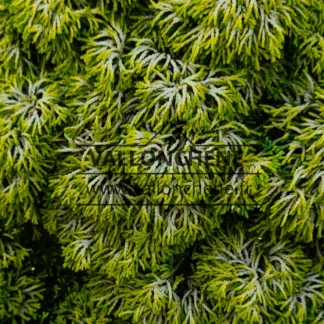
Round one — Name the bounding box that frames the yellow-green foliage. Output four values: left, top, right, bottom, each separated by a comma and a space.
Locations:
1, 0, 324, 323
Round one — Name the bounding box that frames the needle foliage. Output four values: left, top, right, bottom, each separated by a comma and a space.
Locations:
1, 0, 324, 323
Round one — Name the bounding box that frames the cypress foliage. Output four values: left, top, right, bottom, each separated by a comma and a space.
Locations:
1, 0, 324, 323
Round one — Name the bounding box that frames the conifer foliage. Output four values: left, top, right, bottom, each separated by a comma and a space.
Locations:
1, 0, 324, 323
